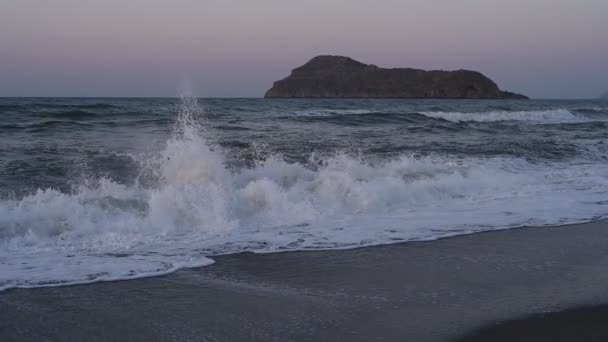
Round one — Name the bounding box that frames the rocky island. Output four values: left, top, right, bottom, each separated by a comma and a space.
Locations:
265, 55, 528, 99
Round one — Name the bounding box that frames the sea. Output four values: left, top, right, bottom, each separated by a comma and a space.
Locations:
1, 97, 607, 291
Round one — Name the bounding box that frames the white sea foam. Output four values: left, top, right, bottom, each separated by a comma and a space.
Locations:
419, 109, 588, 123
1, 99, 608, 291
294, 108, 597, 124
294, 109, 375, 116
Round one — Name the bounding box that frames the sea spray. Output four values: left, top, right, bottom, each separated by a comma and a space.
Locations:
1, 97, 608, 291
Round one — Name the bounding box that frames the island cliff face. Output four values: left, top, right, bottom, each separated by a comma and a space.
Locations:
265, 56, 528, 99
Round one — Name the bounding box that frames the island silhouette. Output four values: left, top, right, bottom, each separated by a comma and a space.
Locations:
266, 55, 527, 99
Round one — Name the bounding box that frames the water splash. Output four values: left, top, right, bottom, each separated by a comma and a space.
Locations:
1, 97, 608, 291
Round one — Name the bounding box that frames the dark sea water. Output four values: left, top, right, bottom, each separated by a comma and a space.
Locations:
1, 97, 607, 290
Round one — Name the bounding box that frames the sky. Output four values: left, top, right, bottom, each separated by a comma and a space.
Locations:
0, 0, 606, 98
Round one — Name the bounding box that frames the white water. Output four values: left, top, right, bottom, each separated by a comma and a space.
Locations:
294, 109, 375, 116
419, 109, 589, 123
2, 99, 608, 291
293, 108, 600, 124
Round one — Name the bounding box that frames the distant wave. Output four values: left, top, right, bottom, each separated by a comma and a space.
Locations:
24, 120, 93, 131
0, 105, 22, 112
36, 103, 118, 110
293, 108, 603, 125
294, 109, 376, 116
0, 124, 20, 130
0, 103, 118, 114
419, 109, 588, 123
571, 106, 608, 115
35, 109, 101, 118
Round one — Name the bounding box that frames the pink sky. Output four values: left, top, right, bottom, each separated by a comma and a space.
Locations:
1, 0, 607, 98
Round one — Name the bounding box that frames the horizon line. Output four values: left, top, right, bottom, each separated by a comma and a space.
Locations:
0, 96, 604, 101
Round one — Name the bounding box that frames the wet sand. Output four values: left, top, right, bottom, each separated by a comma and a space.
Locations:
2, 220, 608, 342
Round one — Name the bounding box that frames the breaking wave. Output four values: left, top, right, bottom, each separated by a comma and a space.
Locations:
1, 98, 608, 291
294, 109, 376, 116
290, 108, 601, 125
419, 109, 588, 123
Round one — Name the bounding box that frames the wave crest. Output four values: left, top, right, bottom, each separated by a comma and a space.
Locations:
419, 109, 586, 123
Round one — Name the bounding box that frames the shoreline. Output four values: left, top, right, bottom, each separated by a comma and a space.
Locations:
2, 219, 602, 294
2, 220, 608, 341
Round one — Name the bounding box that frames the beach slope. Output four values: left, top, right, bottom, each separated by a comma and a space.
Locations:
2, 221, 608, 341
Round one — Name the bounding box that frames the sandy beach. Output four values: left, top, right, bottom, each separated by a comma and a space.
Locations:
2, 220, 608, 341
459, 305, 608, 342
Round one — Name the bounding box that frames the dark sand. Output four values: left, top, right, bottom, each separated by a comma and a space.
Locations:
2, 221, 608, 342
458, 305, 608, 342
